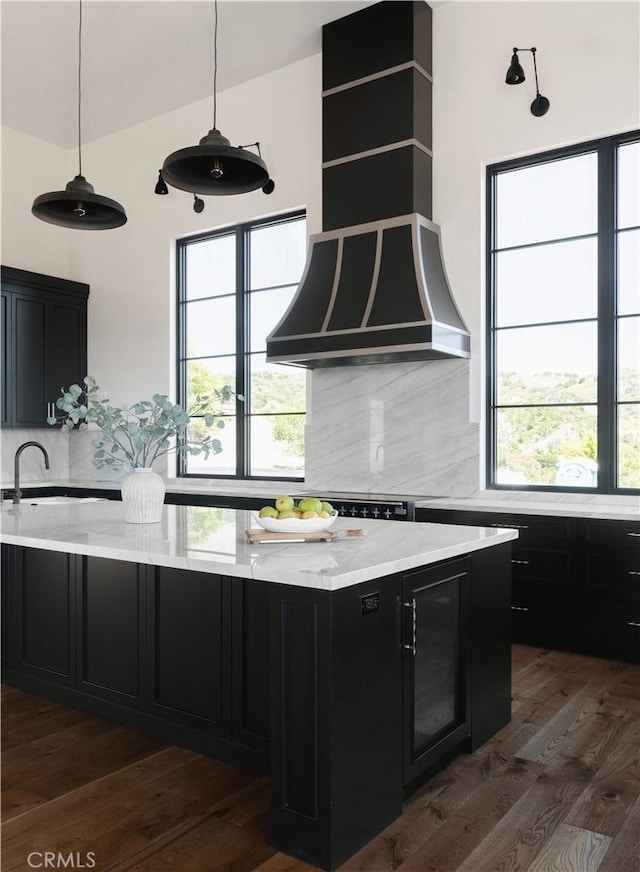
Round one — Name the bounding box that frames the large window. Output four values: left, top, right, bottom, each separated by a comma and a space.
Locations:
487, 132, 639, 492
177, 212, 307, 479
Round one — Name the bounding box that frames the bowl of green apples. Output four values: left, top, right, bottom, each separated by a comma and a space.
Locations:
255, 495, 338, 533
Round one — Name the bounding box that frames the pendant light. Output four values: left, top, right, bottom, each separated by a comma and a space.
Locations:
32, 1, 127, 230
162, 0, 274, 196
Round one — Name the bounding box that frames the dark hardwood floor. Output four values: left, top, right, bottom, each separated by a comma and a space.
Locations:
2, 645, 639, 871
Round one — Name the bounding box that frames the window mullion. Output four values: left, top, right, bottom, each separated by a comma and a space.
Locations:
236, 224, 247, 477
596, 138, 616, 492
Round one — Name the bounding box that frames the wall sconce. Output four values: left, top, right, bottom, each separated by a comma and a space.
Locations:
505, 47, 550, 117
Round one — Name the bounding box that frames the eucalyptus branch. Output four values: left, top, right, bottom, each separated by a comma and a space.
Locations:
49, 376, 230, 472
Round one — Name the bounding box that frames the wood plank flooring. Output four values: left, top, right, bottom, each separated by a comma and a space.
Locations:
2, 645, 639, 872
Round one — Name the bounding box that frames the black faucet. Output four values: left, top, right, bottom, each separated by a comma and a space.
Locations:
12, 441, 51, 504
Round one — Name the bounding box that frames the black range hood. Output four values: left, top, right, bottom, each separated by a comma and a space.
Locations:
267, 0, 470, 368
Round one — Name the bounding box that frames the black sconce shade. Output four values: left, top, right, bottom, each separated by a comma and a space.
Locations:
505, 50, 526, 85
154, 170, 169, 195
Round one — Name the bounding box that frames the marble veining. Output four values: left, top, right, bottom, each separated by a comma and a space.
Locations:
0, 502, 517, 591
0, 429, 69, 482
305, 359, 479, 498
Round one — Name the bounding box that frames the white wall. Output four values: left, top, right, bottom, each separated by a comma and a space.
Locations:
2, 2, 638, 492
1, 126, 73, 276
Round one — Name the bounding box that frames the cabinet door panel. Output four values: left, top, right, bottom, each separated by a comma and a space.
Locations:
50, 301, 86, 399
13, 295, 46, 426
19, 548, 72, 682
1, 292, 9, 425
80, 557, 142, 701
580, 603, 640, 663
150, 567, 230, 733
232, 579, 270, 749
585, 553, 640, 604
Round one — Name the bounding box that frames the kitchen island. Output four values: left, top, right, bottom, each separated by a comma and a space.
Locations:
1, 502, 517, 870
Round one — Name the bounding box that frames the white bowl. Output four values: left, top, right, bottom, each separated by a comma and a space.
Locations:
254, 511, 338, 533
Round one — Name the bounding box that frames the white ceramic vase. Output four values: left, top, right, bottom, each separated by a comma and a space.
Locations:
121, 468, 166, 524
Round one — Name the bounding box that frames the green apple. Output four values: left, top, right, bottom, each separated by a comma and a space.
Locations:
259, 506, 279, 519
298, 497, 323, 513
278, 509, 297, 519
321, 502, 334, 515
301, 510, 318, 519
275, 494, 294, 512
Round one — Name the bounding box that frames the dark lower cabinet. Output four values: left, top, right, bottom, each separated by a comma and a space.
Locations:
17, 547, 74, 684
78, 557, 145, 705
417, 508, 640, 662
402, 558, 470, 786
148, 566, 231, 735
231, 579, 270, 750
1, 544, 12, 661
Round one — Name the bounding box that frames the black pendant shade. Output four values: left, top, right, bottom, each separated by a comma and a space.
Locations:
505, 50, 526, 84
31, 1, 127, 230
162, 128, 270, 195
32, 174, 127, 229
161, 0, 273, 198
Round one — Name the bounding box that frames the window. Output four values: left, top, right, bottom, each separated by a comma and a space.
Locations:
177, 212, 307, 479
487, 132, 639, 492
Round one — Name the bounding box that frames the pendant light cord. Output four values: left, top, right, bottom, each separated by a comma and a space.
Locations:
212, 0, 218, 130
77, 0, 83, 176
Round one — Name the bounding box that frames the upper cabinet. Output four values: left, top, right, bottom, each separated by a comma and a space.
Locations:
1, 266, 89, 429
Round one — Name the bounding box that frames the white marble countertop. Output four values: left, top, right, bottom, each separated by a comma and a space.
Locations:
0, 501, 518, 591
415, 496, 640, 522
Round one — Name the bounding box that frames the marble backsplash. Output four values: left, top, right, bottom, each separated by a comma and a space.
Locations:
1, 428, 70, 483
304, 359, 479, 497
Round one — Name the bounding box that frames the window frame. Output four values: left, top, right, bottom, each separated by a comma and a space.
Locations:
176, 209, 306, 481
486, 130, 639, 495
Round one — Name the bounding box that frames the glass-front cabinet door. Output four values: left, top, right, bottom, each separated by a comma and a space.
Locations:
402, 557, 471, 786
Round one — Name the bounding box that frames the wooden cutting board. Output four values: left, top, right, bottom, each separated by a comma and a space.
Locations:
246, 528, 366, 544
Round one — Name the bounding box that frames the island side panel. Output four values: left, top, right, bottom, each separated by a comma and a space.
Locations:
269, 575, 403, 871
468, 541, 512, 750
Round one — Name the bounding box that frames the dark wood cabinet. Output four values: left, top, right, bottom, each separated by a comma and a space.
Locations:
77, 557, 145, 706
231, 578, 270, 750
148, 566, 231, 735
16, 547, 75, 685
417, 507, 639, 662
1, 266, 88, 428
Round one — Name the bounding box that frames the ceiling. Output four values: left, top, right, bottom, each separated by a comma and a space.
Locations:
1, 0, 377, 149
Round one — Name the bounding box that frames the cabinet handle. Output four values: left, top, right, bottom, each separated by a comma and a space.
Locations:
511, 606, 530, 612
492, 523, 529, 530
627, 532, 640, 537
403, 599, 417, 655
511, 559, 531, 565
627, 622, 640, 628
628, 571, 640, 576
